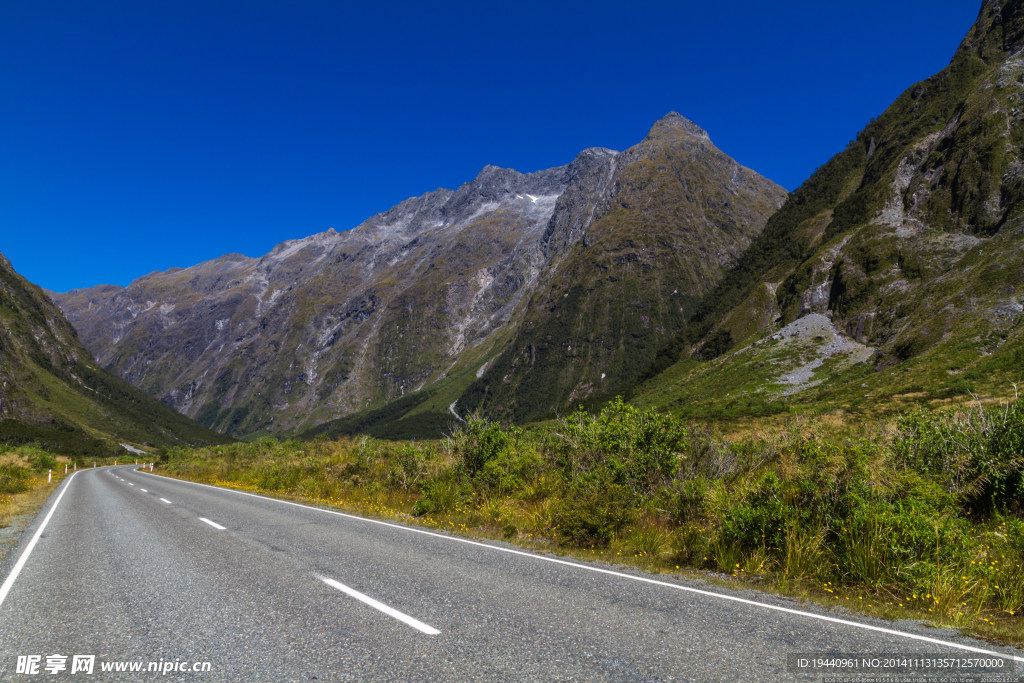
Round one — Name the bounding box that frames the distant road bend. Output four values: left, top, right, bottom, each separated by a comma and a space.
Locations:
1, 467, 1022, 680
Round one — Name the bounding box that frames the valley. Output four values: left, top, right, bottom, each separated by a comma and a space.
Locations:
2, 0, 1024, 674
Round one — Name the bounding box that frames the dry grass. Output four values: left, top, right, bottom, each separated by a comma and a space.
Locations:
0, 469, 69, 573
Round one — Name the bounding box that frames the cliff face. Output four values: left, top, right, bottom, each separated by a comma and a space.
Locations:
55, 115, 785, 436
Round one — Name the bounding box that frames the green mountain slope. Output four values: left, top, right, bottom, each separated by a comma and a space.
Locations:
0, 252, 229, 456
54, 115, 785, 438
460, 114, 786, 422
634, 0, 1024, 416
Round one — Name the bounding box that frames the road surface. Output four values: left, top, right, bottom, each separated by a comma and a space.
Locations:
0, 466, 1021, 680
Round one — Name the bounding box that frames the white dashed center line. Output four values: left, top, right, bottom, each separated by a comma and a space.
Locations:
198, 517, 225, 530
319, 576, 440, 635
159, 498, 172, 504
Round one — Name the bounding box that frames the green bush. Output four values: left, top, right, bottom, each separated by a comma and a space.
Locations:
893, 407, 980, 492
31, 453, 57, 472
452, 417, 511, 478
552, 398, 687, 496
670, 523, 711, 566
385, 443, 429, 491
669, 476, 713, 523
552, 479, 633, 547
0, 464, 31, 494
893, 401, 1024, 514
158, 394, 1024, 630
720, 472, 793, 552
413, 477, 465, 516
479, 444, 542, 495
254, 464, 302, 491
983, 400, 1024, 512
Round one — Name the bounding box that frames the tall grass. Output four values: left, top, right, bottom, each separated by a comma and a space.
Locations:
162, 396, 1024, 637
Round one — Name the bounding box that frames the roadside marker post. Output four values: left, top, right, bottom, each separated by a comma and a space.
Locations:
48, 470, 51, 483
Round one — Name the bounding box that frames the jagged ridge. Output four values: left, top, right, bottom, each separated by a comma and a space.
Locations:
54, 114, 785, 436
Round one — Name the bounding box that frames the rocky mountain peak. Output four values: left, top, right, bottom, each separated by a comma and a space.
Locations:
51, 113, 783, 437
563, 147, 619, 185
955, 0, 1024, 63
646, 111, 711, 142
571, 147, 619, 163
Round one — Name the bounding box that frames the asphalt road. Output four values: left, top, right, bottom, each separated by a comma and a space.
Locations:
1, 466, 1022, 681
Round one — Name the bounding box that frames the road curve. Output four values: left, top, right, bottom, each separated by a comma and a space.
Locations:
0, 466, 1021, 681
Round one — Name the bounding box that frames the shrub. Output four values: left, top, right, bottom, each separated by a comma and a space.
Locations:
669, 524, 711, 567
552, 397, 687, 496
385, 443, 429, 491
478, 444, 542, 495
31, 453, 57, 472
780, 525, 828, 583
630, 526, 670, 558
552, 479, 633, 547
893, 407, 980, 494
982, 400, 1024, 512
451, 417, 511, 478
669, 476, 712, 523
720, 471, 793, 551
0, 464, 31, 494
413, 477, 465, 516
893, 400, 1024, 514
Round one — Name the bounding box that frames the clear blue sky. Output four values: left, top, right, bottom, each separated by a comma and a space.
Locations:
1, 0, 980, 292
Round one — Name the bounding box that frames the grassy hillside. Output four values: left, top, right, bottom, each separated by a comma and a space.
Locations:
0, 252, 230, 456
632, 0, 1024, 420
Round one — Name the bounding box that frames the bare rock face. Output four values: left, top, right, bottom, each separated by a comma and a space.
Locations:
54, 115, 786, 435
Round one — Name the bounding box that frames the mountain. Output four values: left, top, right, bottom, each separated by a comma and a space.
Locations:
632, 0, 1024, 416
460, 113, 786, 422
53, 115, 786, 437
0, 252, 229, 456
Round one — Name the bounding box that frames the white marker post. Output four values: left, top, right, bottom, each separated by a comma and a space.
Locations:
65, 464, 68, 474
48, 470, 51, 483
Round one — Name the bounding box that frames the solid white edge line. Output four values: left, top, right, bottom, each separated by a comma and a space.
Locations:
198, 517, 226, 530
0, 471, 79, 609
139, 471, 1024, 663
159, 498, 172, 504
319, 575, 440, 635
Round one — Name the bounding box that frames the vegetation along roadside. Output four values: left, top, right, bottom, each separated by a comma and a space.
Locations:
157, 394, 1024, 646
0, 445, 102, 566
